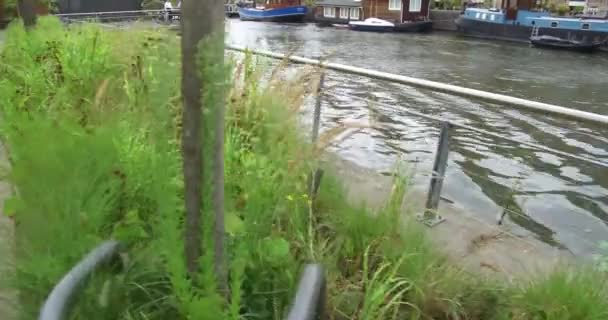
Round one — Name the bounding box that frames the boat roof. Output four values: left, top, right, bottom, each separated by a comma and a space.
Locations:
316, 0, 362, 7
532, 16, 608, 23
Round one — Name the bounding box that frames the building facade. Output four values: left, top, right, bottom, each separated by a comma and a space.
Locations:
315, 0, 363, 24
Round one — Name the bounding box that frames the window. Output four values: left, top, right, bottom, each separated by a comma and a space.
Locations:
389, 0, 401, 11
339, 7, 348, 19
490, 14, 495, 21
582, 23, 590, 30
350, 7, 360, 20
323, 7, 335, 17
475, 12, 480, 18
409, 0, 421, 12
551, 21, 558, 28
481, 13, 487, 19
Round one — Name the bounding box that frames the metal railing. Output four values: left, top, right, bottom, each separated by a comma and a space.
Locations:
38, 241, 326, 320
286, 264, 326, 320
38, 241, 124, 320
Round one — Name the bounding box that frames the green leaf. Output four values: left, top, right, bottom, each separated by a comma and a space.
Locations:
261, 237, 290, 266
3, 196, 21, 218
226, 211, 245, 236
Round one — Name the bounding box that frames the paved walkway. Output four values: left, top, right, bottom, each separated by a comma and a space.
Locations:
0, 135, 16, 318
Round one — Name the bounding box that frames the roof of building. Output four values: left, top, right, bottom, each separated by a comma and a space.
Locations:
316, 0, 362, 7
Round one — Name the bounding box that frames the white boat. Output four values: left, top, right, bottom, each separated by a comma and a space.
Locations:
349, 18, 395, 32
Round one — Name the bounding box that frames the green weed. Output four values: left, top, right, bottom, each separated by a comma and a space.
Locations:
2, 16, 608, 320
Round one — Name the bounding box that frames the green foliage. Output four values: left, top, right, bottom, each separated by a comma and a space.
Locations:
2, 16, 608, 320
557, 4, 570, 16
508, 269, 608, 319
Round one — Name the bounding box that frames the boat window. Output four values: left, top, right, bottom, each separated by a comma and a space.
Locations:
339, 7, 348, 19
582, 23, 590, 30
323, 7, 335, 17
551, 21, 558, 28
475, 12, 480, 18
531, 20, 535, 25
490, 14, 495, 21
388, 0, 401, 11
410, 0, 422, 12
350, 7, 360, 20
481, 13, 487, 19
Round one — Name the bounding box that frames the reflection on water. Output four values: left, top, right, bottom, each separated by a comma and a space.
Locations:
227, 20, 608, 257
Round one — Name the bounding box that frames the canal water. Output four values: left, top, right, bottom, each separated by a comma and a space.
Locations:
227, 20, 608, 257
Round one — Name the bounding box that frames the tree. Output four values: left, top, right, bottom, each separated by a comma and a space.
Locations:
180, 0, 227, 293
17, 0, 37, 28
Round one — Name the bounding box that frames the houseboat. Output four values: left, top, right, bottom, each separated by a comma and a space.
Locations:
239, 0, 308, 22
315, 0, 362, 26
455, 0, 608, 51
350, 0, 432, 32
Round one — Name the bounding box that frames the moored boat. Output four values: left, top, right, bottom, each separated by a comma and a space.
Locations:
349, 17, 395, 32
395, 20, 433, 32
530, 35, 604, 52
239, 0, 307, 22
455, 0, 608, 52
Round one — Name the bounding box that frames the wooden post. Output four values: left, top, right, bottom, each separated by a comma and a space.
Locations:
181, 0, 226, 295
18, 0, 37, 28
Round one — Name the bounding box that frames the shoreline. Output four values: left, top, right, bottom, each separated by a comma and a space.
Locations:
321, 151, 572, 280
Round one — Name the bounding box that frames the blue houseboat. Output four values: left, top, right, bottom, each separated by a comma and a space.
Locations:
239, 0, 308, 22
455, 0, 608, 51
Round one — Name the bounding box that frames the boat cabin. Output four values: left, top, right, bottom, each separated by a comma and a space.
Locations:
315, 0, 362, 24
361, 0, 431, 23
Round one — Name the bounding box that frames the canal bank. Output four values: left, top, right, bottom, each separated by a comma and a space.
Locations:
227, 19, 608, 258
322, 151, 570, 278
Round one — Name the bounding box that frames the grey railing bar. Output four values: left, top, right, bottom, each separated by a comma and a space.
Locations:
286, 264, 326, 320
38, 240, 123, 320
225, 45, 608, 126
55, 10, 168, 17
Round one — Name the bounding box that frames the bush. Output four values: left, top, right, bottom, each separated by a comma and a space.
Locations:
2, 16, 608, 320
557, 4, 570, 16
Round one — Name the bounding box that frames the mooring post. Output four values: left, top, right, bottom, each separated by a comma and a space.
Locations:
309, 71, 325, 197
417, 121, 451, 227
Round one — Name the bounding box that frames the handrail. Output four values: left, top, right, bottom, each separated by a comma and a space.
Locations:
38, 240, 124, 320
225, 45, 608, 126
286, 264, 326, 320
54, 10, 167, 17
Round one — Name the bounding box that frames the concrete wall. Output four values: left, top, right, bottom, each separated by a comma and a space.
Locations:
430, 9, 460, 31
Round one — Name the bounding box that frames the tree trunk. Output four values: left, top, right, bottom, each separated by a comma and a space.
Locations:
17, 0, 37, 28
181, 0, 227, 293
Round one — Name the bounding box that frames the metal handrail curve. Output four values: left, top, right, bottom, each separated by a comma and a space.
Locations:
38, 241, 325, 320
286, 264, 326, 320
38, 240, 124, 320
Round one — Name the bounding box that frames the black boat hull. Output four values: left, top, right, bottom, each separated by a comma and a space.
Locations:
349, 24, 394, 32
350, 20, 433, 33
530, 38, 602, 53
395, 20, 433, 32
239, 14, 305, 22
455, 16, 608, 51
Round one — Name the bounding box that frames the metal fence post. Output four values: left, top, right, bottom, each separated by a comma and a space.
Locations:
309, 72, 325, 198
417, 121, 451, 227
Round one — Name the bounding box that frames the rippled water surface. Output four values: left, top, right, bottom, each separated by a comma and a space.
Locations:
227, 20, 608, 257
